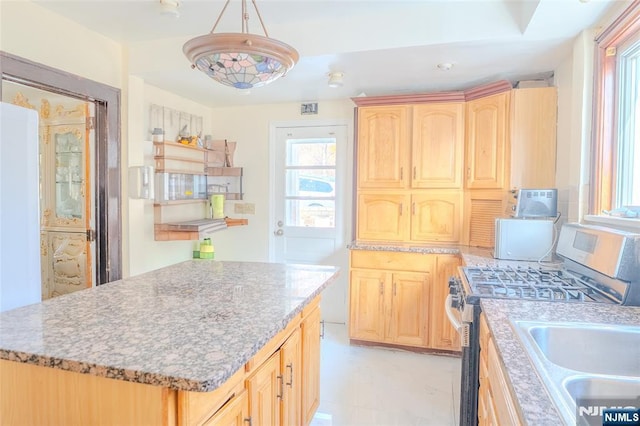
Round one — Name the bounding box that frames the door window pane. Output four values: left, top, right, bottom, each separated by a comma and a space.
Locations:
284, 138, 337, 228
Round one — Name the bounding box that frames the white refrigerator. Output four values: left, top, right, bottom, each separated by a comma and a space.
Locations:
0, 102, 42, 312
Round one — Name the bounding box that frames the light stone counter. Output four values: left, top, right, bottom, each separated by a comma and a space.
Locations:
480, 299, 640, 425
0, 260, 339, 392
348, 242, 562, 269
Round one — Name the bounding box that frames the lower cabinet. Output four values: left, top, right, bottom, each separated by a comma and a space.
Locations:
349, 250, 461, 352
202, 297, 322, 426
478, 313, 521, 426
204, 390, 248, 426
301, 306, 321, 426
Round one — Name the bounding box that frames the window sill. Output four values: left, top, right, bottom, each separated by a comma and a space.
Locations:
583, 215, 640, 232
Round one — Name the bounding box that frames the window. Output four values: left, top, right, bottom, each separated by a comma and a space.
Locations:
591, 3, 640, 215
616, 38, 640, 207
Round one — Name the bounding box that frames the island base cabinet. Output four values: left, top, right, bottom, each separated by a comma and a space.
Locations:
203, 390, 249, 426
0, 296, 324, 426
247, 352, 281, 426
0, 359, 177, 426
301, 305, 322, 425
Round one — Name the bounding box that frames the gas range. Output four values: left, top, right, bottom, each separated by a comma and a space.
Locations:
448, 223, 640, 426
460, 265, 617, 304
454, 223, 640, 307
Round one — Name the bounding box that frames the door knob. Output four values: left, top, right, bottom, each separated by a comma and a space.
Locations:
274, 229, 284, 236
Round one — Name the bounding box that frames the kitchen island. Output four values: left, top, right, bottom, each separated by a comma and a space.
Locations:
0, 260, 339, 425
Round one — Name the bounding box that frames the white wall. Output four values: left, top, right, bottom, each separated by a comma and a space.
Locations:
206, 100, 355, 323
0, 2, 122, 90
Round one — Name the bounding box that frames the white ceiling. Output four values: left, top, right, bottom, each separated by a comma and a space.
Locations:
32, 0, 629, 108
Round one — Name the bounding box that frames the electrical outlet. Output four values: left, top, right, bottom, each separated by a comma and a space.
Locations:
234, 203, 245, 214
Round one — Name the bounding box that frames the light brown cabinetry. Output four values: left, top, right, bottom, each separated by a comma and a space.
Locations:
1, 297, 322, 426
357, 191, 462, 243
247, 351, 281, 426
465, 92, 510, 189
355, 102, 465, 244
478, 314, 522, 426
411, 191, 463, 242
357, 106, 409, 189
412, 103, 465, 188
464, 87, 557, 248
349, 250, 460, 352
301, 306, 322, 425
510, 87, 558, 189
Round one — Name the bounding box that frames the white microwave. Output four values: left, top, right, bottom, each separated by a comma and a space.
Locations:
494, 218, 554, 261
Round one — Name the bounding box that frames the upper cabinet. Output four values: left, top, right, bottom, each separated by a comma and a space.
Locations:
465, 92, 510, 189
352, 82, 557, 247
510, 87, 557, 189
357, 103, 465, 190
357, 106, 409, 189
412, 103, 465, 189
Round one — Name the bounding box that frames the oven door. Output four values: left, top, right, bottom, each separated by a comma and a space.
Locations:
448, 276, 481, 426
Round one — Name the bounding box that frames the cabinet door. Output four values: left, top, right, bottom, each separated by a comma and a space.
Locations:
510, 87, 557, 189
281, 327, 301, 426
388, 272, 430, 347
466, 92, 509, 189
357, 106, 409, 189
204, 390, 249, 426
412, 103, 465, 188
411, 192, 462, 242
349, 270, 387, 342
247, 352, 281, 426
301, 306, 321, 426
429, 255, 462, 351
357, 193, 409, 241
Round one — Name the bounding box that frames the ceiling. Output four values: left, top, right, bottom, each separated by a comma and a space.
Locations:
32, 0, 628, 108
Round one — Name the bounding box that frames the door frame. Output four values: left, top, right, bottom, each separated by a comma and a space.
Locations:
268, 120, 351, 262
0, 51, 122, 284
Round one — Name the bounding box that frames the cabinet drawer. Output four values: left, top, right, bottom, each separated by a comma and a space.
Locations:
177, 367, 245, 426
350, 250, 433, 272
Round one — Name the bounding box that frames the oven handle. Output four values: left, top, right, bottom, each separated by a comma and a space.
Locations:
444, 294, 462, 332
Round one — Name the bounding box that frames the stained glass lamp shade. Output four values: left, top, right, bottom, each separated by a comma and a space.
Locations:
183, 0, 299, 89
184, 33, 298, 89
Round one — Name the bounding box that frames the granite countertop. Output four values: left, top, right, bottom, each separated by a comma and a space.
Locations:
480, 299, 640, 425
348, 241, 563, 269
0, 260, 339, 392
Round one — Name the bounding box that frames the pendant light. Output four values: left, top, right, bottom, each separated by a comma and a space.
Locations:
183, 0, 299, 90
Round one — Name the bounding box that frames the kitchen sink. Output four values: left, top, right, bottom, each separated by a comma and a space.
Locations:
564, 375, 640, 400
523, 321, 640, 376
511, 320, 640, 425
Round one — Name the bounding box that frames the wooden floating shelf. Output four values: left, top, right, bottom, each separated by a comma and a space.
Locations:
154, 217, 248, 241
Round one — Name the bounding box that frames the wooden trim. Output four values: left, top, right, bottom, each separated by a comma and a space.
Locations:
590, 1, 640, 214
1, 51, 122, 284
350, 80, 513, 106
464, 80, 513, 101
351, 91, 466, 107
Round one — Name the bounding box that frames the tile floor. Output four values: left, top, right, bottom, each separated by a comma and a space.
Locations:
311, 323, 462, 426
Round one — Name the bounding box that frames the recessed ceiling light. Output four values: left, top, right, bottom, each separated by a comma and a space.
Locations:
159, 0, 180, 18
437, 63, 453, 71
328, 72, 344, 88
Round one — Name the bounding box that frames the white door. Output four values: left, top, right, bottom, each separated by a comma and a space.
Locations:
271, 125, 347, 265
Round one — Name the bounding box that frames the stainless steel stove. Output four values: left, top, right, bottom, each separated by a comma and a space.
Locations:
448, 223, 640, 426
461, 265, 616, 303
